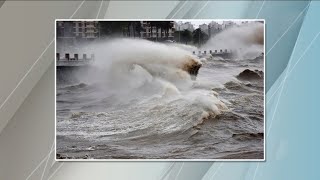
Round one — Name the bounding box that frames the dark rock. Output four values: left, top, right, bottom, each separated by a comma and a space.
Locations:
237, 69, 263, 80
181, 56, 202, 80
232, 132, 264, 141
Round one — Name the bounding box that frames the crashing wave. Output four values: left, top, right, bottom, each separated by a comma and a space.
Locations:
83, 38, 227, 120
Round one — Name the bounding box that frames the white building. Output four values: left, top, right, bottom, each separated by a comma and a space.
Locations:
57, 21, 99, 39
222, 21, 236, 29
174, 22, 194, 32
199, 23, 209, 34
208, 21, 223, 36
73, 21, 99, 39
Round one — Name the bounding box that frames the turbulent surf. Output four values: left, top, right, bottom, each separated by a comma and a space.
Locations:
56, 23, 264, 159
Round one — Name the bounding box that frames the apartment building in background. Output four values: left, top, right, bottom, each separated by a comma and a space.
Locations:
208, 21, 223, 36
57, 21, 100, 40
199, 23, 209, 35
140, 21, 175, 41
174, 22, 195, 32
222, 21, 236, 29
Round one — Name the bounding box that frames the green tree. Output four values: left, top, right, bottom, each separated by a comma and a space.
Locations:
180, 29, 192, 44
161, 21, 174, 40
192, 28, 208, 47
99, 21, 142, 38
149, 21, 161, 41
134, 21, 143, 38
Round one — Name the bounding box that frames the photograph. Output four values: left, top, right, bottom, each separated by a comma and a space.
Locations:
55, 20, 265, 160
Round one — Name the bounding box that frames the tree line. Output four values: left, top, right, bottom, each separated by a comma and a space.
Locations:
98, 21, 210, 46
174, 28, 209, 47
98, 21, 174, 40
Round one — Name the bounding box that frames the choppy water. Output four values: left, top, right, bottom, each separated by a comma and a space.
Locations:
56, 53, 264, 160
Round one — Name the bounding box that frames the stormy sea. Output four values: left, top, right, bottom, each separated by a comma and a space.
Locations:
56, 23, 264, 159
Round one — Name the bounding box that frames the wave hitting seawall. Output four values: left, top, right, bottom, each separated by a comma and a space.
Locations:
56, 23, 264, 159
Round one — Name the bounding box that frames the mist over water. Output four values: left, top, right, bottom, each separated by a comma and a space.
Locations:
202, 22, 264, 59
56, 22, 264, 159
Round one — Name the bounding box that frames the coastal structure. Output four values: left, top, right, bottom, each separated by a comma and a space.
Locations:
55, 48, 233, 68
56, 53, 94, 67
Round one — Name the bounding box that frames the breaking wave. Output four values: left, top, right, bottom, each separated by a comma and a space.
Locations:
84, 38, 227, 116
57, 39, 228, 142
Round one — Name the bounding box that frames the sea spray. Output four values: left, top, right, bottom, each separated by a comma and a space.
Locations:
74, 38, 228, 119
202, 22, 264, 59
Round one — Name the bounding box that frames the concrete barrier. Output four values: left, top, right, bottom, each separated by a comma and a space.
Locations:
191, 49, 233, 56
191, 49, 233, 59
56, 53, 94, 67
65, 53, 70, 60
74, 54, 78, 60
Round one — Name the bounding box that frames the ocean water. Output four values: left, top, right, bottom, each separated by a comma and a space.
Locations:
56, 23, 264, 159
56, 53, 264, 159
